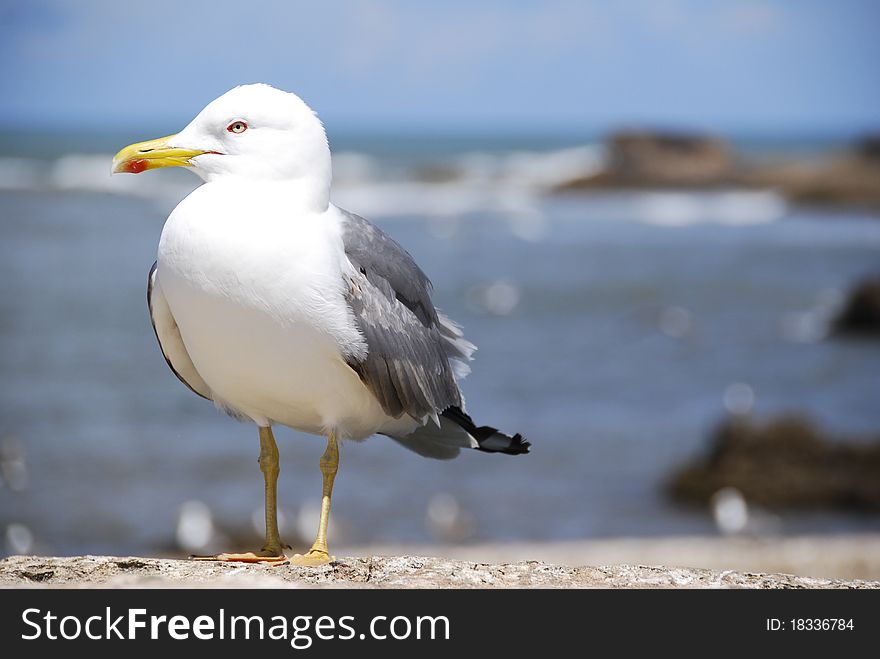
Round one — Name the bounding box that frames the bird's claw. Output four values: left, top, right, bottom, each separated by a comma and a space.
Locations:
190, 551, 288, 565
290, 549, 334, 566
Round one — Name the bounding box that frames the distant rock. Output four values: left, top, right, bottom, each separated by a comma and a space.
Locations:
558, 130, 737, 190
413, 164, 462, 183
555, 131, 880, 210
832, 276, 880, 337
856, 134, 880, 163
744, 150, 880, 210
668, 415, 880, 510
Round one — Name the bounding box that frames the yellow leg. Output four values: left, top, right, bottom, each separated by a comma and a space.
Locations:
291, 431, 338, 566
192, 426, 287, 564
257, 425, 284, 556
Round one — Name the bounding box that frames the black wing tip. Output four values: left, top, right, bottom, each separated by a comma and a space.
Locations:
441, 407, 531, 456
476, 430, 532, 456
497, 432, 531, 455
507, 433, 532, 455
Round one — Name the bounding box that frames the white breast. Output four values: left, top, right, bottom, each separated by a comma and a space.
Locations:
156, 182, 390, 438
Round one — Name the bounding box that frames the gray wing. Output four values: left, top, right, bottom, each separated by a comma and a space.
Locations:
340, 210, 474, 421
147, 262, 212, 401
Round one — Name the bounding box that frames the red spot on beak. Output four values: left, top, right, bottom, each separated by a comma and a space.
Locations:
126, 159, 149, 174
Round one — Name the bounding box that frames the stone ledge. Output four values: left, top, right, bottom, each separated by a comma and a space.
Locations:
2, 555, 877, 589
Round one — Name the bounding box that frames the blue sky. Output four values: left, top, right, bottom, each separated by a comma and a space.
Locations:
2, 0, 879, 135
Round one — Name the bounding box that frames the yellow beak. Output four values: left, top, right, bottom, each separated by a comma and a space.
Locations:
111, 135, 209, 174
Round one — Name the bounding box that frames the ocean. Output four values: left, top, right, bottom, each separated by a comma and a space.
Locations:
1, 132, 879, 557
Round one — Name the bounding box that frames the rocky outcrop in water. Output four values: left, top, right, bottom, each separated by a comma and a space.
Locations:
558, 131, 737, 189
556, 131, 880, 210
743, 143, 880, 209
668, 415, 880, 510
832, 276, 880, 337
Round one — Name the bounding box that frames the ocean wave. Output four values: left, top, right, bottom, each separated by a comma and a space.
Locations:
332, 180, 539, 218
0, 148, 789, 229
0, 153, 200, 204
629, 190, 788, 227
0, 157, 44, 190
0, 145, 602, 187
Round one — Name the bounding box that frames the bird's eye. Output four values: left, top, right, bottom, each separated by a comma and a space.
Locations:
227, 121, 248, 134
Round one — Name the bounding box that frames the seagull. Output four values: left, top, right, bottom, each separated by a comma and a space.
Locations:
112, 84, 530, 566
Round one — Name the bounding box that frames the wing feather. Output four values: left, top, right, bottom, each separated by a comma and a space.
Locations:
340, 211, 467, 421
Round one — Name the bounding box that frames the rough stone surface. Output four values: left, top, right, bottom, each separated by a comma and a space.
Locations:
1, 554, 877, 589
353, 535, 880, 581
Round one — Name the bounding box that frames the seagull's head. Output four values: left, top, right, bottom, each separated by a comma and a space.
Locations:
112, 84, 331, 188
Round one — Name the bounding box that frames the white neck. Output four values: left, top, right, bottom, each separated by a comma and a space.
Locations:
200, 176, 331, 215
195, 164, 332, 214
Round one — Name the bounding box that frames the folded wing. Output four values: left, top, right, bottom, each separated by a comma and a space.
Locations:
340, 210, 471, 422
147, 262, 212, 401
